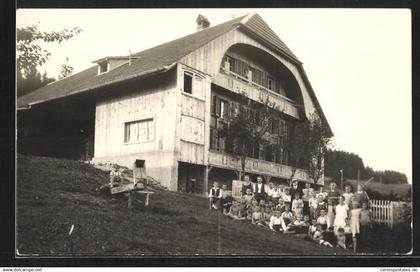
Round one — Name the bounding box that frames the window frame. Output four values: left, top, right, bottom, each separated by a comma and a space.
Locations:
182, 69, 205, 100
123, 118, 155, 144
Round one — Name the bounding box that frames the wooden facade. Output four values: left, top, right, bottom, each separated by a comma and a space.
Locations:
91, 19, 323, 192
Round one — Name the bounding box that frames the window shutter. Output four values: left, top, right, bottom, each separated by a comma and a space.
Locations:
211, 95, 216, 116
210, 128, 218, 150
280, 119, 286, 136
273, 119, 280, 135
225, 101, 230, 119
215, 96, 221, 117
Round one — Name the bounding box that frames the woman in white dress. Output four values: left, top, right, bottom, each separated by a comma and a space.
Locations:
334, 196, 349, 232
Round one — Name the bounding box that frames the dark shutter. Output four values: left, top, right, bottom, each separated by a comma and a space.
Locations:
215, 96, 221, 117
211, 95, 216, 116
210, 128, 218, 150
224, 101, 230, 119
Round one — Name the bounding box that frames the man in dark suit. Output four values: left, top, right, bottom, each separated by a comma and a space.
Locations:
253, 176, 266, 203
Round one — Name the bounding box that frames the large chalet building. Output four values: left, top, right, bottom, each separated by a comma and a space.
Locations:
17, 13, 332, 193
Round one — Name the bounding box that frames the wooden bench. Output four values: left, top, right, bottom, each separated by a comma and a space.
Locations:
111, 182, 155, 208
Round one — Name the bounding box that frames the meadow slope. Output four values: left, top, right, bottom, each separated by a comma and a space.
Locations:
17, 155, 353, 256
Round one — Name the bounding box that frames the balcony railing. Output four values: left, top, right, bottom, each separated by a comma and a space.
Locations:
208, 150, 313, 182
213, 69, 300, 119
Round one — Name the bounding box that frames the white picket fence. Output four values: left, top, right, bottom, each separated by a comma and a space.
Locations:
369, 199, 394, 227
369, 199, 411, 229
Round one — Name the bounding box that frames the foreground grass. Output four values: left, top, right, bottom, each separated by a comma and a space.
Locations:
17, 155, 353, 256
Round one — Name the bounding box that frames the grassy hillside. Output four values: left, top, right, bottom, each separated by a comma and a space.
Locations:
17, 155, 352, 256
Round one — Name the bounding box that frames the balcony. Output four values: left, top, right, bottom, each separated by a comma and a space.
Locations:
213, 69, 300, 119
208, 151, 313, 183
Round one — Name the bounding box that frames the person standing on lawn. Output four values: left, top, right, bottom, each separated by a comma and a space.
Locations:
354, 184, 370, 207
327, 182, 341, 208
241, 175, 253, 196
289, 181, 302, 201
359, 202, 372, 251
342, 184, 354, 207
253, 176, 266, 203
265, 182, 275, 202
282, 187, 292, 206
209, 182, 222, 210
308, 190, 318, 219
350, 201, 362, 253
292, 192, 304, 217
302, 182, 313, 216
334, 196, 350, 232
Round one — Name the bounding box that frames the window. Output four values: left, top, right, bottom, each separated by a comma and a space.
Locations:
183, 71, 204, 99
265, 144, 273, 162
124, 118, 154, 143
183, 73, 193, 94
227, 57, 235, 72
271, 118, 280, 134
212, 95, 230, 119
267, 76, 274, 91
220, 99, 229, 119
98, 62, 108, 74
280, 119, 288, 138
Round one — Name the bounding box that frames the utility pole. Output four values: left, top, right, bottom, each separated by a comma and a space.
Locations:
340, 169, 344, 191
357, 169, 361, 189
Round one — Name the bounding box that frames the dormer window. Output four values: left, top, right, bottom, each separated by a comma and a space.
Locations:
98, 62, 109, 74
92, 56, 134, 75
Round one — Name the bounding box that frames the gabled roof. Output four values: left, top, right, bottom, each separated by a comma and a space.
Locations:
17, 13, 301, 108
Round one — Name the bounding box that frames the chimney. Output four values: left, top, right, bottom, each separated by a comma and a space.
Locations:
196, 14, 210, 31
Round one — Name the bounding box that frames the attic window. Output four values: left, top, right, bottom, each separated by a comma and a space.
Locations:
183, 73, 193, 94
182, 71, 205, 100
98, 62, 108, 74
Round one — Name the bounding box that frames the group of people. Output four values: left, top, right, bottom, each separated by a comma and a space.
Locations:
208, 175, 373, 252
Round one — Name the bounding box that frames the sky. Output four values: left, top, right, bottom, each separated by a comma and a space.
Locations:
16, 9, 412, 183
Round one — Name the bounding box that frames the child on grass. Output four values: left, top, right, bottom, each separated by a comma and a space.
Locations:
251, 205, 265, 226
243, 188, 254, 206
315, 193, 327, 219
312, 223, 333, 247
344, 217, 353, 250
292, 214, 307, 234
263, 206, 273, 226
335, 227, 347, 249
269, 210, 283, 232
307, 218, 318, 239
276, 198, 286, 213
227, 199, 246, 220
109, 164, 122, 188
280, 204, 294, 232
316, 209, 328, 231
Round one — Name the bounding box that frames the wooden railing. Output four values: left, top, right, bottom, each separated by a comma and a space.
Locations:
213, 70, 300, 119
208, 151, 312, 182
